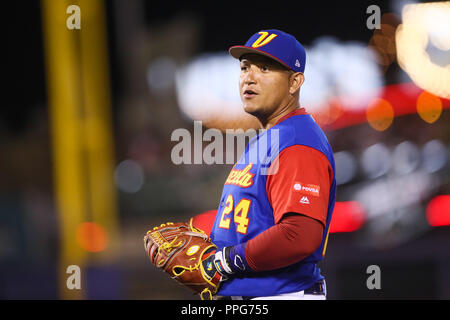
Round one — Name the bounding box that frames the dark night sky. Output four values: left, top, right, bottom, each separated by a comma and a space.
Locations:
143, 1, 393, 49
3, 0, 393, 134
4, 1, 46, 134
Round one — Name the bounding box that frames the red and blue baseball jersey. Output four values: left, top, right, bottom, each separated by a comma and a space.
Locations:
210, 110, 337, 296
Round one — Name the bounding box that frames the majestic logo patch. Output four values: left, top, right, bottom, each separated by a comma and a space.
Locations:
225, 164, 254, 188
293, 181, 320, 197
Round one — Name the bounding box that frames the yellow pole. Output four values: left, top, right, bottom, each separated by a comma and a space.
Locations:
42, 0, 120, 298
78, 0, 120, 263
41, 0, 87, 299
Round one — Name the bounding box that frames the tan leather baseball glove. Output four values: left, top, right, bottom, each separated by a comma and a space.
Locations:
143, 220, 223, 300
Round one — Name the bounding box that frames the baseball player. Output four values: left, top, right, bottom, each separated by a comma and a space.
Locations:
191, 29, 337, 300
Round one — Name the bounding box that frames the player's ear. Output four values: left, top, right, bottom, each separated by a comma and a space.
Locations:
289, 72, 304, 95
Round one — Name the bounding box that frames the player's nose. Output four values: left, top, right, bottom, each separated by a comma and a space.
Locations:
242, 67, 257, 85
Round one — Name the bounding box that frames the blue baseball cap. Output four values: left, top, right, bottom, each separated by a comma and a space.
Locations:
229, 29, 306, 73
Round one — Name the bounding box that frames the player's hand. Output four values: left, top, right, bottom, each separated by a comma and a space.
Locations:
202, 244, 253, 279
201, 247, 234, 282
144, 221, 223, 299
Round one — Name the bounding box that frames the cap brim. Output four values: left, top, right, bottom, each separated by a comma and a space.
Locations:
228, 45, 292, 71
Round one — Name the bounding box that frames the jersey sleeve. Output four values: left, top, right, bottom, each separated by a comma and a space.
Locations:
190, 210, 217, 237
266, 144, 333, 226
244, 213, 324, 271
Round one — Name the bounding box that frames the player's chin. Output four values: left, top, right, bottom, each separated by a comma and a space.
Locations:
242, 102, 261, 115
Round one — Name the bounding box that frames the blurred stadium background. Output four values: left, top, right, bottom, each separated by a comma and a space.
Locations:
2, 0, 450, 299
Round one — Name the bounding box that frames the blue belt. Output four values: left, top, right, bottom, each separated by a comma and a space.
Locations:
304, 279, 326, 295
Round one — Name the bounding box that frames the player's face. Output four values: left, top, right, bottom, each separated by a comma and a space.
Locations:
239, 54, 292, 118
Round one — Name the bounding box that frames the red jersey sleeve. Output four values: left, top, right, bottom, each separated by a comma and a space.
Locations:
245, 213, 324, 271
190, 210, 217, 237
266, 145, 333, 226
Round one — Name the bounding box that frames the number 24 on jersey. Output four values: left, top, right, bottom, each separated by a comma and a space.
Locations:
218, 194, 251, 234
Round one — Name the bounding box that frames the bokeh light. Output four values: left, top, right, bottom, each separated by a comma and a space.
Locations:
425, 4, 450, 51
368, 13, 401, 73
147, 56, 177, 92
361, 143, 392, 179
426, 195, 450, 227
366, 98, 394, 131
422, 139, 447, 173
114, 159, 145, 194
334, 151, 357, 185
416, 91, 443, 124
75, 222, 109, 253
396, 2, 450, 99
329, 201, 366, 233
393, 141, 420, 175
